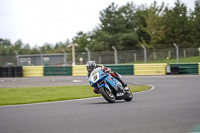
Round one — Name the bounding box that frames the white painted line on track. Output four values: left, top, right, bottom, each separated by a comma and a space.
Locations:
72, 80, 83, 83
134, 84, 155, 94
0, 84, 155, 108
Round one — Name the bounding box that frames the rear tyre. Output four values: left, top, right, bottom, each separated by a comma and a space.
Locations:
124, 91, 133, 102
99, 87, 115, 103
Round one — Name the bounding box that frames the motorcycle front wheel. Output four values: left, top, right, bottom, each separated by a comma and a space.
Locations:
99, 87, 115, 103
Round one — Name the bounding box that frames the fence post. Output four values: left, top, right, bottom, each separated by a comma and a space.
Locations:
85, 48, 91, 61
168, 51, 171, 59
173, 43, 179, 63
134, 53, 137, 63
38, 49, 43, 65
62, 49, 67, 66
153, 52, 156, 61
99, 56, 102, 64
198, 48, 200, 56
72, 44, 75, 65
112, 46, 118, 64
141, 45, 147, 63
15, 51, 19, 66
68, 43, 78, 65
183, 49, 186, 58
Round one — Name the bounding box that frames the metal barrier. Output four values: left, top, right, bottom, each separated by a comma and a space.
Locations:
44, 66, 72, 76
1, 63, 200, 77
199, 63, 200, 75
134, 63, 167, 75
170, 63, 199, 74
104, 65, 134, 75
23, 66, 44, 77
72, 65, 87, 76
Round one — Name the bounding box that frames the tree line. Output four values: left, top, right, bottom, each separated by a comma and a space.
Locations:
1, 0, 200, 56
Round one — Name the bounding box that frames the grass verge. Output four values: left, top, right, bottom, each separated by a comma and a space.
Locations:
0, 85, 150, 106
145, 56, 200, 64
122, 56, 200, 65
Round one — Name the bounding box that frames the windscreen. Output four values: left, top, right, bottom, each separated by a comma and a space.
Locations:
91, 68, 101, 76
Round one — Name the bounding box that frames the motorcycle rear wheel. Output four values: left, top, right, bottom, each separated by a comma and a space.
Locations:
99, 87, 115, 103
124, 91, 133, 102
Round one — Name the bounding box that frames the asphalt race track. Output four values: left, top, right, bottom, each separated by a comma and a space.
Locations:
0, 75, 200, 133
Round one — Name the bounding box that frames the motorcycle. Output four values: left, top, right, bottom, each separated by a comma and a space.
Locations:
88, 67, 133, 103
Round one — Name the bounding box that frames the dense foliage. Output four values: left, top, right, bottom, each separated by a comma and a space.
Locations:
1, 0, 200, 55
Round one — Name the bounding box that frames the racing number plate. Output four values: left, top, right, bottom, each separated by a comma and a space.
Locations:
117, 92, 124, 97
93, 75, 98, 81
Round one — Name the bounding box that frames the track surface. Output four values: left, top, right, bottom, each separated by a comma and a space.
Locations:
0, 75, 200, 133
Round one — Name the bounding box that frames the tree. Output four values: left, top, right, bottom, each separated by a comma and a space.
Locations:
14, 39, 23, 50
135, 4, 151, 47
140, 1, 166, 49
72, 31, 91, 52
53, 39, 71, 53
163, 0, 192, 48
190, 0, 200, 47
40, 43, 54, 54
0, 39, 12, 47
0, 38, 12, 55
90, 2, 138, 51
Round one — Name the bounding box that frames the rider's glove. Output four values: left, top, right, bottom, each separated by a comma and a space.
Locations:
104, 70, 110, 73
104, 68, 111, 73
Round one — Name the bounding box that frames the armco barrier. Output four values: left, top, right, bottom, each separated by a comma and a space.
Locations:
72, 65, 87, 76
170, 66, 179, 75
170, 63, 198, 74
134, 63, 167, 75
199, 63, 200, 75
23, 66, 44, 77
104, 65, 134, 75
44, 66, 72, 76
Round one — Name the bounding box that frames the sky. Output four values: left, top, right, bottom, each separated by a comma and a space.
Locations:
0, 0, 195, 47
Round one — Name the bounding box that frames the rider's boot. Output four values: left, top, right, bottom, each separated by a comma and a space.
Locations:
115, 77, 130, 92
124, 86, 129, 91
93, 88, 100, 94
110, 72, 129, 92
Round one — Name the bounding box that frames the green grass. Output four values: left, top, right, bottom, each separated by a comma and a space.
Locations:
146, 56, 200, 64
0, 85, 150, 106
123, 56, 200, 65
129, 85, 150, 93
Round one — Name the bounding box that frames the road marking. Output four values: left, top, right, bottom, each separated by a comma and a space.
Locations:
72, 80, 83, 83
134, 84, 155, 94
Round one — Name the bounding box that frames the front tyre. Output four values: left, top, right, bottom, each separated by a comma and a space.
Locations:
99, 87, 115, 103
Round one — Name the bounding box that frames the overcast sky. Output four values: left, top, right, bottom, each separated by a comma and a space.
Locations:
0, 0, 195, 47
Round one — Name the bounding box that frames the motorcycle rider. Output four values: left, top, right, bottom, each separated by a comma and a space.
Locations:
86, 61, 129, 94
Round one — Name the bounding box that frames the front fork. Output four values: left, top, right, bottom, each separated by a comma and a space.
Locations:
98, 81, 111, 92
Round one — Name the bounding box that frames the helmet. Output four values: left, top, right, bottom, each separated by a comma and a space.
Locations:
86, 61, 96, 72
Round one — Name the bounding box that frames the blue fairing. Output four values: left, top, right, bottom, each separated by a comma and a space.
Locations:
98, 83, 109, 90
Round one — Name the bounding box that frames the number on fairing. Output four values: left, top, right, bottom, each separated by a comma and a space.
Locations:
92, 73, 99, 82
93, 75, 97, 81
117, 92, 124, 96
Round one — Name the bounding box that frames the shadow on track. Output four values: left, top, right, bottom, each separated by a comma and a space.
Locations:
86, 100, 134, 105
